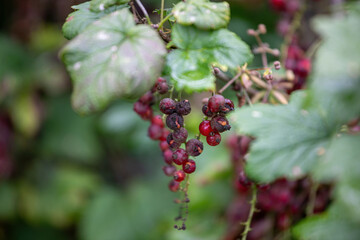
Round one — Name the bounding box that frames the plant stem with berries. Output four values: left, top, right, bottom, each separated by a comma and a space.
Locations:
241, 185, 258, 240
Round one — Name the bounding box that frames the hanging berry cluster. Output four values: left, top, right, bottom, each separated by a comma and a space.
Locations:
200, 94, 234, 146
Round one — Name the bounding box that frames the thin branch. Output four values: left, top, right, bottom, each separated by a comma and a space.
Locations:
306, 180, 319, 216
218, 71, 242, 94
135, 0, 152, 25
158, 12, 173, 30
241, 185, 258, 240
160, 0, 165, 30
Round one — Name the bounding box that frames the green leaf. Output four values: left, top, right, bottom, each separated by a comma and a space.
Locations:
62, 2, 127, 40
230, 91, 336, 182
172, 0, 230, 30
90, 0, 129, 12
60, 9, 166, 115
167, 24, 252, 93
309, 8, 360, 123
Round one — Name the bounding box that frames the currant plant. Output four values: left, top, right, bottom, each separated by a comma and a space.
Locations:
60, 0, 360, 238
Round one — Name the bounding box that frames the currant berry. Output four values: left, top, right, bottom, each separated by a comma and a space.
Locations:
211, 116, 231, 133
166, 133, 181, 150
208, 94, 225, 113
183, 159, 196, 174
199, 120, 213, 136
148, 124, 163, 140
202, 104, 214, 117
186, 139, 204, 157
220, 99, 234, 115
159, 98, 176, 114
157, 81, 169, 94
133, 101, 153, 120
162, 165, 176, 176
139, 91, 154, 105
172, 127, 188, 143
159, 140, 169, 151
172, 148, 189, 165
151, 115, 164, 127
163, 149, 173, 164
238, 171, 252, 190
176, 100, 191, 115
169, 180, 180, 192
159, 129, 170, 141
166, 113, 184, 130
206, 132, 221, 146
174, 170, 186, 182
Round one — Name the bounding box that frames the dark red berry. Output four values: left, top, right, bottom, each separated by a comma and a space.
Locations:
166, 113, 184, 130
270, 0, 286, 11
169, 180, 180, 192
208, 94, 225, 113
238, 171, 252, 190
186, 139, 204, 157
295, 58, 311, 77
172, 127, 188, 143
199, 120, 213, 136
139, 91, 154, 105
174, 170, 186, 182
206, 132, 221, 146
148, 124, 163, 140
151, 115, 164, 127
220, 99, 234, 115
167, 133, 181, 149
162, 165, 176, 176
160, 129, 170, 141
183, 159, 196, 174
239, 136, 252, 155
176, 100, 191, 115
172, 148, 189, 165
133, 101, 153, 120
159, 98, 176, 114
276, 212, 291, 230
157, 82, 169, 94
163, 149, 173, 164
211, 116, 231, 133
202, 104, 214, 117
159, 140, 169, 151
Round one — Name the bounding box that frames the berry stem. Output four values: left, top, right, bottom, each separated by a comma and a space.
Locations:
241, 185, 258, 240
158, 12, 173, 30
218, 71, 242, 94
160, 0, 165, 30
306, 179, 319, 216
242, 88, 253, 107
135, 0, 152, 25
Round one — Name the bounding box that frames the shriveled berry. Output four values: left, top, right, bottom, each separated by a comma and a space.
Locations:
163, 149, 173, 164
159, 140, 169, 151
167, 133, 181, 149
208, 94, 225, 113
162, 165, 176, 176
151, 115, 164, 127
199, 120, 213, 136
172, 127, 188, 143
157, 82, 169, 94
174, 170, 186, 182
166, 113, 184, 130
206, 132, 221, 146
172, 148, 189, 165
183, 159, 196, 174
202, 104, 214, 117
159, 98, 176, 114
220, 99, 235, 115
211, 116, 231, 133
139, 91, 154, 105
169, 180, 180, 192
148, 124, 163, 140
238, 171, 252, 190
186, 139, 204, 157
133, 101, 153, 120
176, 100, 191, 115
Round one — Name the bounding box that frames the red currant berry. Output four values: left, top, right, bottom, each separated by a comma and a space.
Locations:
220, 99, 234, 115
166, 133, 181, 150
159, 98, 176, 114
172, 148, 189, 165
133, 101, 153, 120
169, 180, 180, 192
151, 115, 164, 127
148, 124, 163, 140
206, 132, 221, 146
159, 129, 170, 141
176, 100, 191, 115
183, 159, 196, 174
139, 91, 154, 105
202, 104, 214, 117
157, 82, 169, 94
211, 116, 231, 133
166, 113, 184, 130
208, 94, 225, 113
172, 127, 188, 143
270, 0, 286, 11
186, 139, 203, 157
199, 120, 213, 136
159, 140, 169, 151
163, 149, 173, 164
174, 170, 186, 182
162, 165, 176, 176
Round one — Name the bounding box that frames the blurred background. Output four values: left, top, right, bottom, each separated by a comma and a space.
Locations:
0, 0, 331, 239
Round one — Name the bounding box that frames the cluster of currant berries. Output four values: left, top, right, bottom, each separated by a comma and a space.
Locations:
159, 97, 204, 191
199, 94, 234, 146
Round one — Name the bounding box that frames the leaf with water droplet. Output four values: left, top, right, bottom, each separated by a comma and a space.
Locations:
60, 9, 166, 115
